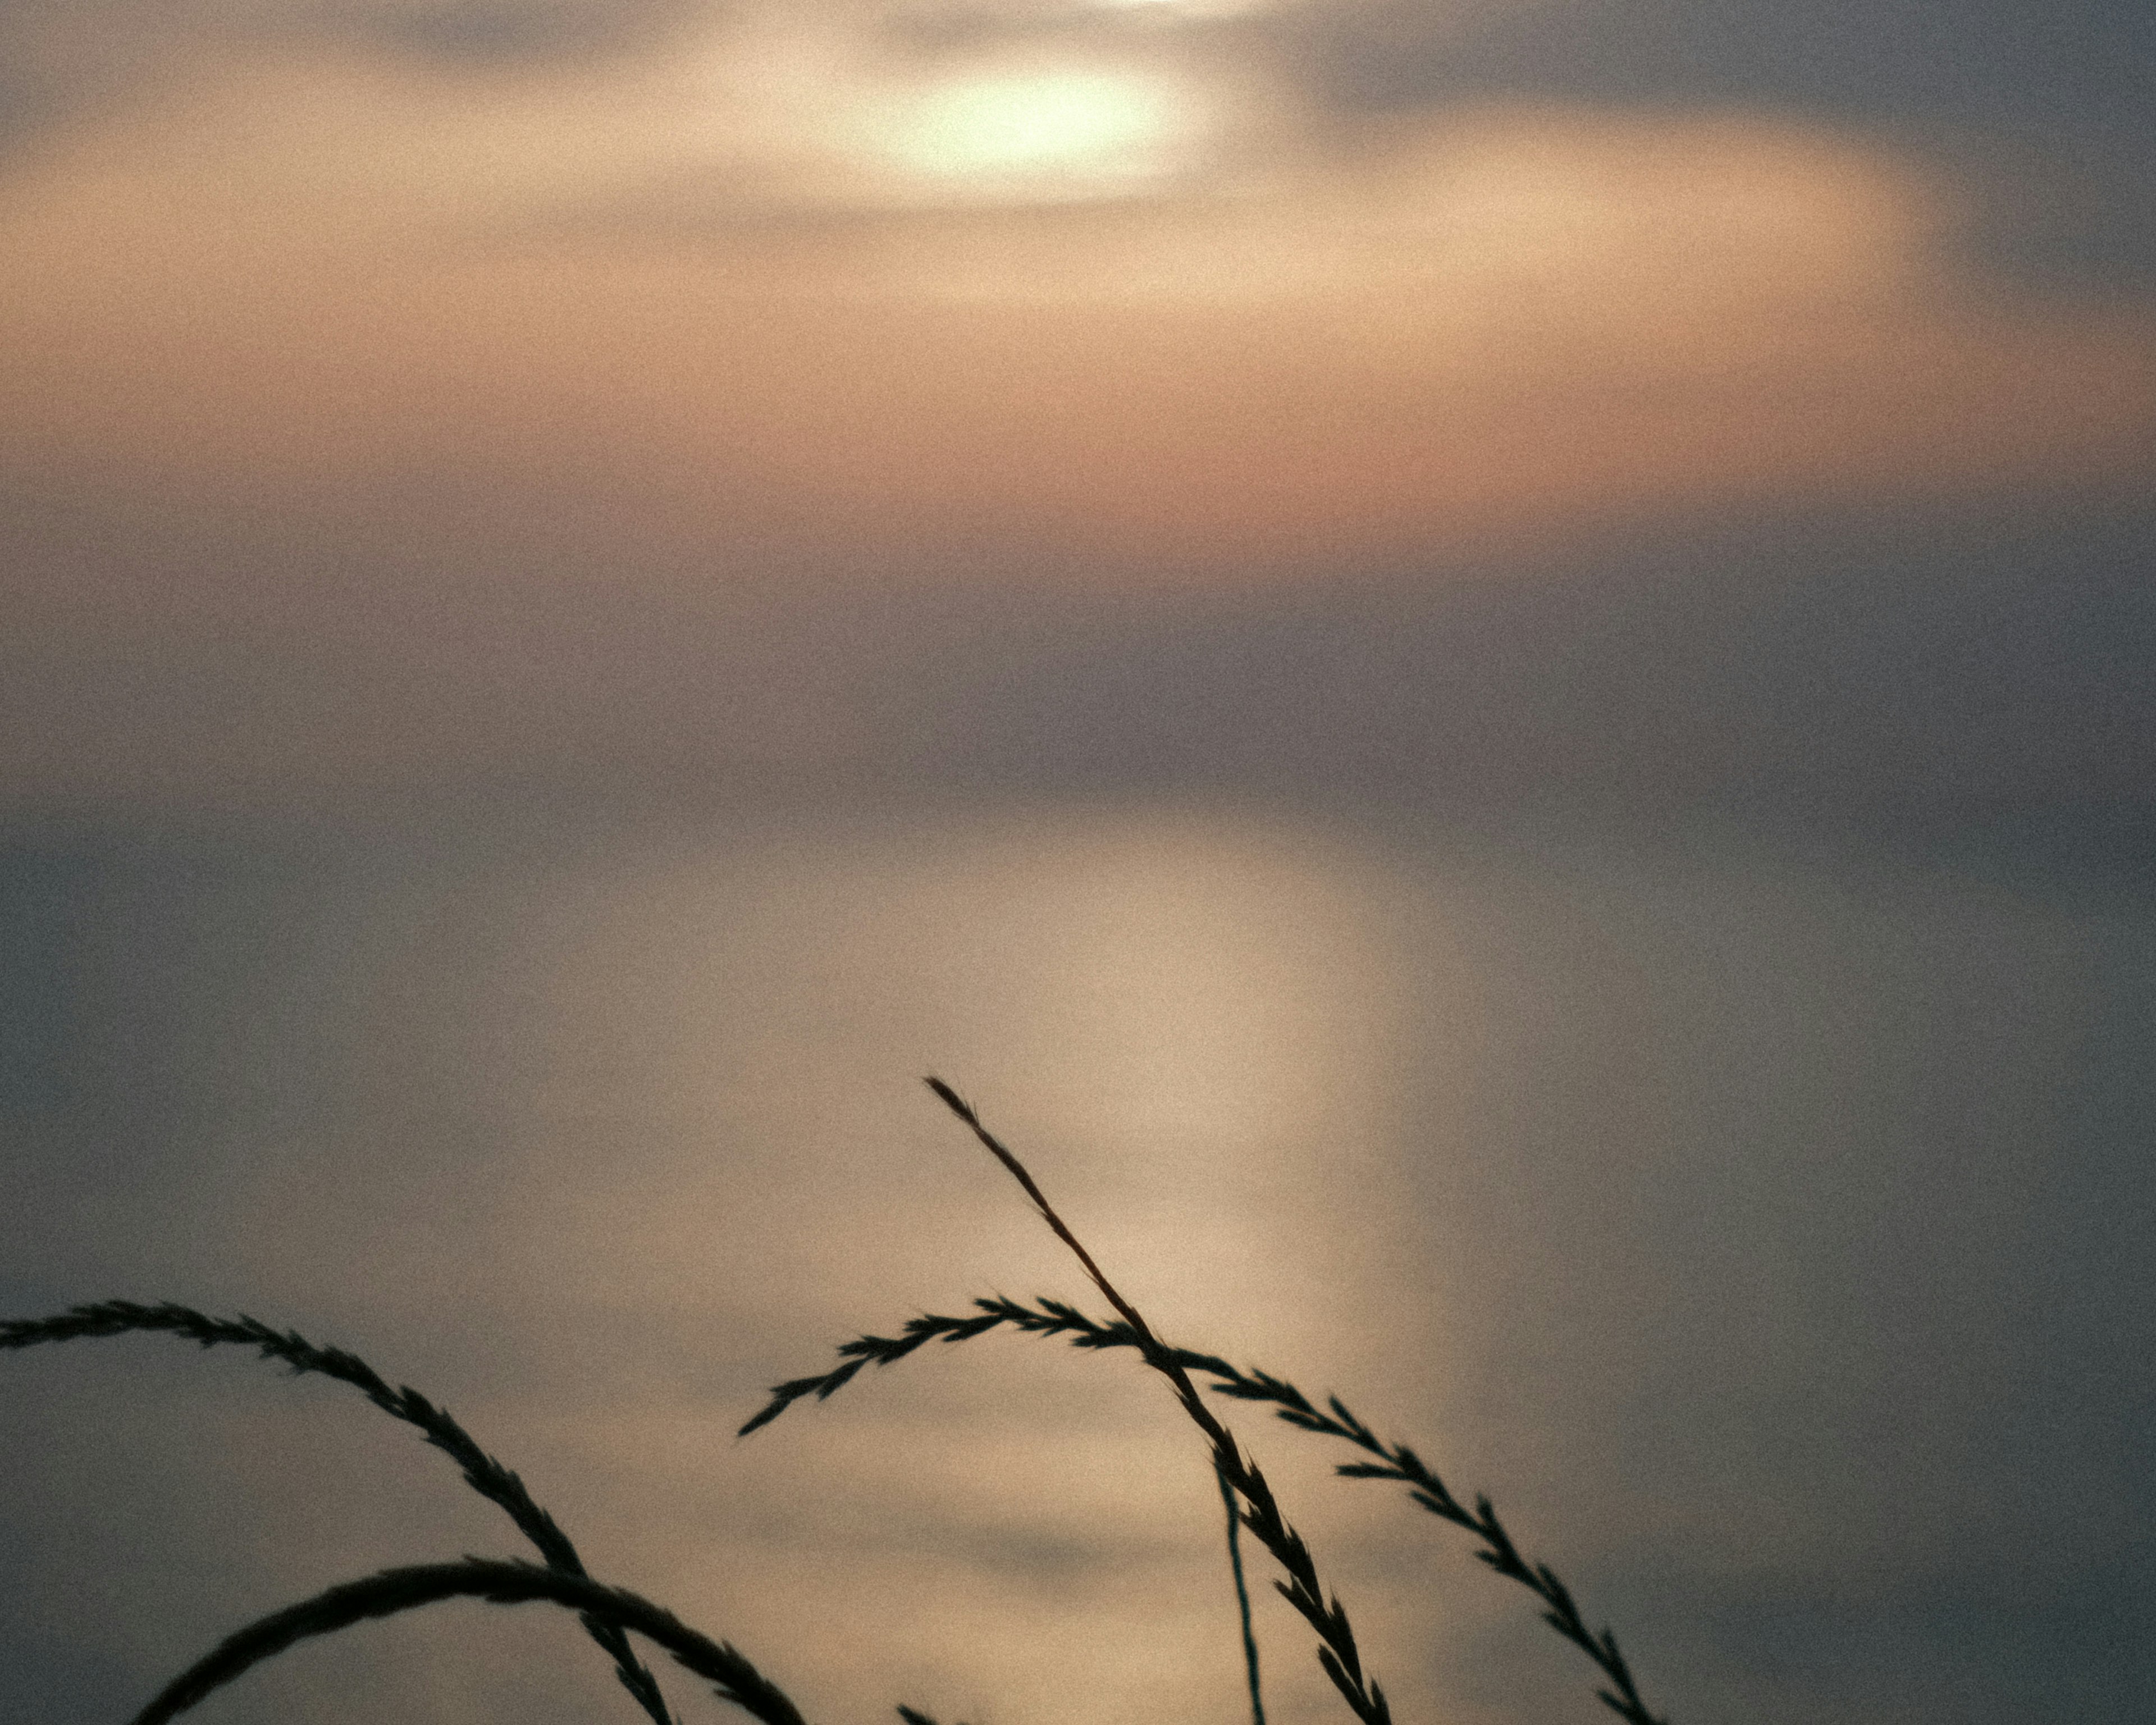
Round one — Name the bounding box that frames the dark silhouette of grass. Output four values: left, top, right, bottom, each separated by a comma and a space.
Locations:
918, 1078, 1394, 1725
750, 1286, 1666, 1724
127, 1559, 802, 1725
2, 1077, 1670, 1725
0, 1301, 682, 1725
745, 1083, 1668, 1725
1216, 1462, 1267, 1725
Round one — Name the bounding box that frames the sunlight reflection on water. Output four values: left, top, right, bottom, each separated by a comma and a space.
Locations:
6, 805, 2150, 1725
429, 805, 1465, 1725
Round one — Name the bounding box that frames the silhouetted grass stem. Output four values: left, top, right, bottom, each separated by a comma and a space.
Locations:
746, 1285, 1667, 1725
125, 1559, 803, 1725
922, 1079, 1391, 1725
1218, 1462, 1267, 1725
0, 1302, 679, 1725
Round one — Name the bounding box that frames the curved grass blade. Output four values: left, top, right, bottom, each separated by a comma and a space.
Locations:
1207, 1375, 1668, 1725
1, 1302, 676, 1725
922, 1078, 1392, 1725
129, 1558, 804, 1725
744, 1289, 1666, 1723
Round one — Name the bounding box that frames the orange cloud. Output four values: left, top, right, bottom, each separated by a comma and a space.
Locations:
3, 53, 2150, 583
1, 43, 2152, 810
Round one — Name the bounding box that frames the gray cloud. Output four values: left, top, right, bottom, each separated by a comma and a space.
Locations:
1285, 0, 2156, 291
0, 0, 711, 148
4, 494, 2153, 870
928, 502, 2156, 877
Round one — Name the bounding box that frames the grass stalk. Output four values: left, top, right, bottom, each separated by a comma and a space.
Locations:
917, 1078, 1392, 1725
125, 1558, 802, 1725
1218, 1462, 1268, 1725
743, 1288, 1665, 1724
7, 1078, 1669, 1725
0, 1302, 679, 1725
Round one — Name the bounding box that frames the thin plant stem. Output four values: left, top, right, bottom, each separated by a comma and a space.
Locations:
921, 1078, 1392, 1725
126, 1558, 803, 1725
1218, 1461, 1267, 1725
743, 1289, 1667, 1725
8, 1081, 1670, 1725
0, 1302, 677, 1725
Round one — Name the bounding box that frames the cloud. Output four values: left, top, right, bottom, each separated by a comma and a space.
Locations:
0, 11, 2152, 810
3, 65, 2148, 550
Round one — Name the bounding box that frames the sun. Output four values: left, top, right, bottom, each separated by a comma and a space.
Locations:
654, 0, 1305, 212
851, 51, 1234, 200
893, 66, 1189, 183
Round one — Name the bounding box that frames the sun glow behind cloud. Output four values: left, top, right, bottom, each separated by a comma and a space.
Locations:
873, 62, 1199, 191
641, 0, 1314, 213
1, 0, 2154, 809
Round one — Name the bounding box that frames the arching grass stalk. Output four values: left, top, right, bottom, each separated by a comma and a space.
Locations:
4, 1076, 1664, 1725
742, 1287, 1665, 1725
125, 1559, 803, 1725
0, 1302, 679, 1725
1214, 1374, 1665, 1725
921, 1078, 1391, 1725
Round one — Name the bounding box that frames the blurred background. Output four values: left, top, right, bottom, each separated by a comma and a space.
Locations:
2, 3, 2153, 1723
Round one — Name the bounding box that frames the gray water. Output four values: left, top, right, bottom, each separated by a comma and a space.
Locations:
3, 805, 2150, 1725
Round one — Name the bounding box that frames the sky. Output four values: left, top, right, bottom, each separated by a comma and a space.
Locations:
2, 3, 2154, 1724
